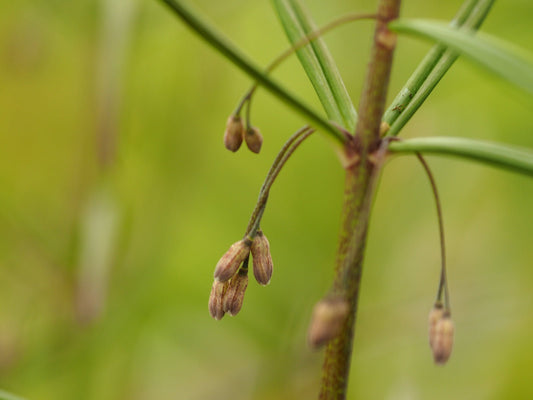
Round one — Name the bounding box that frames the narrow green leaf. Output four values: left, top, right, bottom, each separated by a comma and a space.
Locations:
390, 19, 533, 97
157, 0, 346, 145
388, 137, 533, 176
383, 0, 493, 130
272, 0, 357, 131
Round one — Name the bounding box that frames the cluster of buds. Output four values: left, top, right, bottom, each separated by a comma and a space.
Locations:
223, 114, 263, 154
428, 303, 454, 365
209, 231, 273, 320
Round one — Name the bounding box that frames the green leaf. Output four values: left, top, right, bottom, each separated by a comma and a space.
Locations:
383, 0, 494, 135
390, 19, 533, 97
272, 0, 357, 131
388, 137, 533, 177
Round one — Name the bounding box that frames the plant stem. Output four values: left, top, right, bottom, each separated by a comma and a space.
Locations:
319, 1, 401, 399
353, 1, 400, 150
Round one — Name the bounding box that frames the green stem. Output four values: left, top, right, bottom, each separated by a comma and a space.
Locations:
388, 137, 533, 177
158, 0, 346, 144
245, 126, 315, 237
320, 1, 401, 398
384, 0, 494, 137
353, 2, 400, 150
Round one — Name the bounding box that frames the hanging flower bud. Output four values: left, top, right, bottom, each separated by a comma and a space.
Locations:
428, 303, 444, 349
222, 268, 249, 316
208, 279, 228, 320
308, 296, 350, 349
244, 126, 263, 154
250, 230, 273, 286
430, 313, 454, 365
214, 239, 252, 282
223, 114, 244, 152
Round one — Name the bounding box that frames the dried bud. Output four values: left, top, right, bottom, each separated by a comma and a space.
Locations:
428, 303, 444, 349
223, 115, 244, 152
244, 126, 263, 154
214, 239, 251, 282
222, 268, 249, 316
208, 279, 228, 320
431, 313, 454, 365
308, 296, 350, 349
251, 231, 273, 286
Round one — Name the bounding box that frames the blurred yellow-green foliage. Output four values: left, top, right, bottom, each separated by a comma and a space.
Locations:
0, 0, 532, 399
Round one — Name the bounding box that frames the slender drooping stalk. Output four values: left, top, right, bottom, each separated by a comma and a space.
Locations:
319, 1, 401, 399
245, 126, 315, 237
415, 153, 450, 309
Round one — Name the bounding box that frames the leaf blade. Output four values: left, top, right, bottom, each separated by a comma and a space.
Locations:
390, 18, 533, 97
272, 0, 357, 131
388, 137, 533, 176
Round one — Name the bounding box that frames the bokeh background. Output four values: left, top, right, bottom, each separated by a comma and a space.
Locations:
1, 0, 532, 399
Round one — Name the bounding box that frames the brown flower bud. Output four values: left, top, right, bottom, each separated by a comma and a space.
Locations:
208, 279, 228, 320
428, 303, 444, 349
244, 126, 263, 154
431, 313, 454, 365
222, 268, 249, 316
308, 296, 350, 349
223, 115, 244, 152
250, 231, 273, 286
214, 239, 251, 282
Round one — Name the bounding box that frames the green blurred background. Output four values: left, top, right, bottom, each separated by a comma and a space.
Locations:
0, 0, 532, 399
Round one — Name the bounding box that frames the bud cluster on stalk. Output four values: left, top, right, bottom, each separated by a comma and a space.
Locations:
209, 231, 273, 320
428, 303, 454, 365
223, 113, 263, 154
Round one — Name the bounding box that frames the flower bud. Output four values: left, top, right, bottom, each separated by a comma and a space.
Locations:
251, 231, 273, 286
428, 303, 444, 349
431, 313, 454, 365
208, 279, 228, 320
223, 115, 244, 152
308, 296, 350, 349
244, 126, 263, 154
222, 268, 249, 316
214, 239, 251, 282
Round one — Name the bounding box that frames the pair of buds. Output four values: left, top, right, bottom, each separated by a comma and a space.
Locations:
209, 231, 273, 320
223, 114, 263, 154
